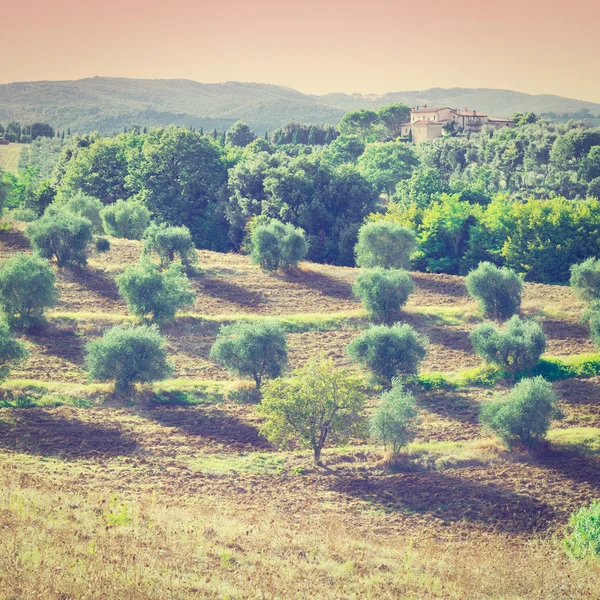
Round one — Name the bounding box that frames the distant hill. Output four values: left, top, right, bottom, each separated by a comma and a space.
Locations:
0, 77, 599, 134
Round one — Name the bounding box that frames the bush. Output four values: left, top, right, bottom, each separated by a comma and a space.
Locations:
480, 376, 562, 448
564, 502, 600, 560
570, 257, 600, 302
370, 380, 419, 456
258, 356, 366, 463
347, 323, 427, 383
249, 219, 308, 271
0, 322, 29, 380
355, 221, 416, 269
26, 210, 93, 267
100, 199, 151, 240
0, 253, 59, 329
116, 262, 195, 325
95, 237, 111, 253
466, 262, 523, 320
209, 320, 287, 392
85, 324, 173, 394
470, 315, 546, 374
62, 192, 105, 234
5, 207, 38, 222
142, 222, 197, 268
353, 268, 414, 323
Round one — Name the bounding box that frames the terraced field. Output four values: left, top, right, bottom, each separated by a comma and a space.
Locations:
1, 224, 600, 599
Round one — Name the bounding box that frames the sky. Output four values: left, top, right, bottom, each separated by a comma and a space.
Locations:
2, 0, 600, 102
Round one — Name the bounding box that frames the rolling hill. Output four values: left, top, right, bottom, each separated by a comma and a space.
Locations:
1, 77, 600, 134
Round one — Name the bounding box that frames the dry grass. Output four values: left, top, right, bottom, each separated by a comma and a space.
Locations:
0, 143, 24, 174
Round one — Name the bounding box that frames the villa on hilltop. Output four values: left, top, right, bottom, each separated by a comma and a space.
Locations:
400, 106, 514, 144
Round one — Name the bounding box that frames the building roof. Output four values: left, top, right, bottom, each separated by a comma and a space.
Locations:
487, 116, 514, 122
412, 119, 446, 126
411, 106, 454, 114
457, 110, 488, 117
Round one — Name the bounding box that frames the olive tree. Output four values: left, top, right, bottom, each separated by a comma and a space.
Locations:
570, 257, 600, 302
62, 192, 105, 234
258, 356, 367, 463
0, 322, 29, 380
86, 324, 173, 394
355, 221, 416, 269
100, 199, 151, 240
209, 320, 287, 392
0, 254, 59, 330
249, 219, 308, 272
466, 262, 523, 320
353, 268, 414, 323
142, 222, 197, 268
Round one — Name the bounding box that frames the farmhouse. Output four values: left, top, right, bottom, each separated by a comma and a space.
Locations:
403, 106, 514, 144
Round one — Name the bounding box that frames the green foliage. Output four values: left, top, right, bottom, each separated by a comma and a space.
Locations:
4, 207, 38, 222
470, 316, 546, 374
85, 324, 173, 394
225, 121, 256, 147
0, 253, 59, 330
370, 380, 419, 456
347, 323, 427, 384
100, 199, 151, 240
62, 192, 105, 234
480, 376, 562, 448
142, 222, 197, 268
26, 210, 93, 267
116, 262, 195, 325
353, 268, 414, 323
258, 356, 366, 463
564, 502, 600, 561
377, 104, 411, 140
95, 237, 111, 253
355, 221, 416, 269
466, 262, 523, 320
338, 109, 380, 141
570, 257, 600, 302
0, 322, 29, 381
249, 219, 308, 272
209, 321, 288, 391
322, 135, 365, 165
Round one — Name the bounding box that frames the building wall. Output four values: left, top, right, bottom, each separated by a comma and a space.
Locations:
412, 122, 444, 144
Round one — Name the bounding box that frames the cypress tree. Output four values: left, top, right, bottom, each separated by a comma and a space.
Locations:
292, 129, 298, 145
308, 127, 315, 145
212, 128, 218, 139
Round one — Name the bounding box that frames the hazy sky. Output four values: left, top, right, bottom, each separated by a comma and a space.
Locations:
2, 0, 600, 101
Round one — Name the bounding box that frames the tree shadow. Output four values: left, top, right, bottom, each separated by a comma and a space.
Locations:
281, 268, 355, 301
531, 446, 600, 493
195, 277, 266, 309
0, 410, 139, 458
411, 272, 468, 299
330, 470, 554, 534
416, 389, 482, 426
25, 326, 86, 367
58, 267, 122, 303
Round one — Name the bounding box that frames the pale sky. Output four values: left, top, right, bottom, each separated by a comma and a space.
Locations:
2, 0, 600, 102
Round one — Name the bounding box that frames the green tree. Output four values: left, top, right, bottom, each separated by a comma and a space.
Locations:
377, 104, 411, 139
338, 109, 380, 141
0, 254, 59, 330
225, 121, 257, 147
142, 222, 197, 268
249, 219, 308, 272
466, 262, 523, 320
322, 134, 365, 165
0, 322, 29, 381
100, 199, 151, 240
209, 321, 288, 392
61, 191, 105, 233
564, 502, 600, 560
86, 325, 173, 395
355, 221, 416, 269
570, 258, 600, 302
258, 356, 366, 463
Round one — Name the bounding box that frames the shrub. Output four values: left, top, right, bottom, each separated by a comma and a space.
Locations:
95, 237, 111, 253
116, 262, 195, 325
355, 221, 416, 269
570, 258, 600, 302
470, 315, 546, 373
142, 222, 197, 268
100, 199, 151, 240
564, 502, 600, 560
353, 268, 414, 323
5, 207, 37, 222
0, 253, 59, 329
465, 262, 523, 320
370, 380, 419, 456
0, 322, 29, 380
347, 323, 427, 383
86, 324, 173, 394
258, 356, 366, 463
26, 210, 93, 267
62, 192, 105, 234
480, 376, 562, 448
249, 219, 308, 271
209, 320, 287, 392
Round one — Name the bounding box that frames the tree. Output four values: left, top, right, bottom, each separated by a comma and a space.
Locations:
466, 262, 523, 320
353, 268, 414, 323
61, 192, 105, 233
570, 258, 600, 302
0, 322, 29, 381
142, 222, 197, 268
225, 121, 257, 147
347, 324, 427, 384
563, 502, 600, 560
209, 321, 288, 392
370, 380, 419, 457
480, 376, 562, 448
258, 356, 366, 463
355, 221, 416, 269
249, 219, 308, 272
377, 104, 411, 139
323, 134, 365, 165
116, 262, 195, 325
470, 316, 546, 373
26, 210, 93, 268
338, 109, 380, 141
0, 254, 59, 330
86, 325, 173, 395
578, 146, 600, 183
100, 199, 151, 240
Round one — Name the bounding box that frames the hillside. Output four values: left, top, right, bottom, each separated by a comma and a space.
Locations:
1, 223, 600, 597
1, 77, 600, 134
